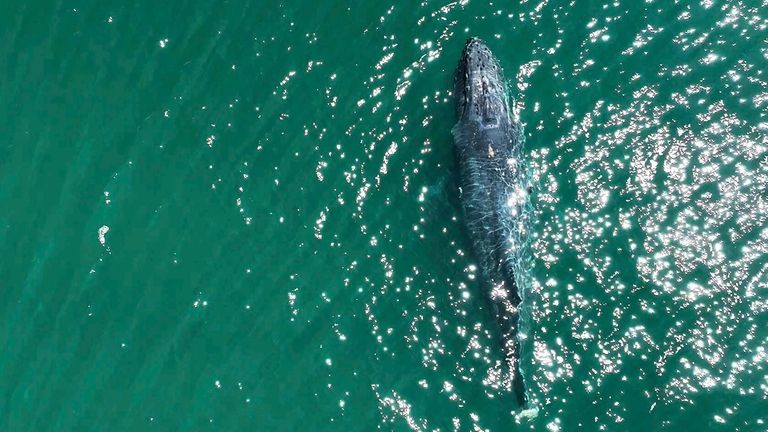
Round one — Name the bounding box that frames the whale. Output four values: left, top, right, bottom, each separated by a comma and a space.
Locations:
453, 38, 532, 407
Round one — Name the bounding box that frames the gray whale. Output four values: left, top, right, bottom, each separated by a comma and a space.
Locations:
453, 38, 532, 407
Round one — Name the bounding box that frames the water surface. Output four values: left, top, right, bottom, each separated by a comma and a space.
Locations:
1, 0, 766, 430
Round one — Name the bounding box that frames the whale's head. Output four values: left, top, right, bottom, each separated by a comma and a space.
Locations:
454, 38, 510, 127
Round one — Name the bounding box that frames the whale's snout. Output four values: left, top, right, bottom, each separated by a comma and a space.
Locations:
454, 38, 508, 125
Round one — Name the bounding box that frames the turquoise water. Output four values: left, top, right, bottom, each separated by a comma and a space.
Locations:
1, 0, 767, 430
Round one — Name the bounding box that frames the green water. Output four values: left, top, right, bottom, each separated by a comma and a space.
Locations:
1, 0, 767, 430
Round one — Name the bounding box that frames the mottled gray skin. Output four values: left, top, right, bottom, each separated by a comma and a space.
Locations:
453, 38, 532, 407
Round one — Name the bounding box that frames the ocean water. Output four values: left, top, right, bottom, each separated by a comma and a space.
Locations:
1, 0, 766, 430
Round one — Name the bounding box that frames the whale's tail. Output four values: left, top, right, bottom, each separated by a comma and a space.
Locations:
487, 278, 527, 407
512, 351, 526, 406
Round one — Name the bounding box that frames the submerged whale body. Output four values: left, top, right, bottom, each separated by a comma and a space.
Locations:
453, 38, 532, 407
